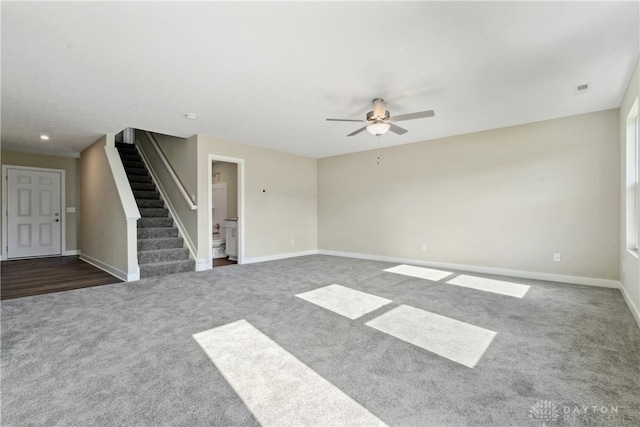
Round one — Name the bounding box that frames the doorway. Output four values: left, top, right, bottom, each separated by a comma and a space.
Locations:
212, 181, 233, 267
210, 158, 242, 267
2, 165, 65, 259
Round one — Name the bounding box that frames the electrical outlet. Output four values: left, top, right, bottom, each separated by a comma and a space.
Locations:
421, 243, 427, 251
291, 238, 295, 245
553, 253, 561, 262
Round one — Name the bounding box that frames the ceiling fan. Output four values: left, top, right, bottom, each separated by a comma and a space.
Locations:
326, 98, 435, 137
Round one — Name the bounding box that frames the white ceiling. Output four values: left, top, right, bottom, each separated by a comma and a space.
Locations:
2, 1, 639, 159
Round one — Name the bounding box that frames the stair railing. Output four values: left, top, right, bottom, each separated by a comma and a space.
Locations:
143, 131, 197, 210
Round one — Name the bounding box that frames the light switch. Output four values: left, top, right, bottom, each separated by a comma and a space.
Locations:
66, 207, 76, 213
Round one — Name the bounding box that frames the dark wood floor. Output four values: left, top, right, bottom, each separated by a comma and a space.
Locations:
1, 256, 123, 300
213, 257, 237, 267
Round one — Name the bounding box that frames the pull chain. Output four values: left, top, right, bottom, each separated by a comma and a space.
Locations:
377, 135, 381, 165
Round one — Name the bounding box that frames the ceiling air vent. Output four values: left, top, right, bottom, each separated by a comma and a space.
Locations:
573, 82, 592, 95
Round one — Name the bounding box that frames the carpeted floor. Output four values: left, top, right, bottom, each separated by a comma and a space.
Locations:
2, 255, 639, 426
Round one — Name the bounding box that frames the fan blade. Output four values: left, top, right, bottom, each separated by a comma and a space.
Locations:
347, 126, 368, 137
388, 123, 408, 135
326, 118, 365, 123
389, 110, 435, 122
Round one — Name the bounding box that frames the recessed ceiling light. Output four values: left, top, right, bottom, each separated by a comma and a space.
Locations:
40, 135, 49, 140
185, 113, 197, 120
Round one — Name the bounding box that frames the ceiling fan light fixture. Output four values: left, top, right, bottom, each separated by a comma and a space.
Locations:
326, 98, 434, 137
367, 122, 390, 136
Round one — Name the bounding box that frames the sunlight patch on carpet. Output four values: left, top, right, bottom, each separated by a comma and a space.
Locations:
365, 305, 497, 368
447, 275, 530, 298
384, 264, 453, 281
296, 284, 392, 319
193, 320, 386, 427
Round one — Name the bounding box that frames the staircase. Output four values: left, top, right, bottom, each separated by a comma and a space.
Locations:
115, 143, 195, 278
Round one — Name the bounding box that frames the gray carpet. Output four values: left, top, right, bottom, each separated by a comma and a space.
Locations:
2, 255, 639, 426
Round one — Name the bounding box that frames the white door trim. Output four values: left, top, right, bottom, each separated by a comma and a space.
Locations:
1, 165, 67, 260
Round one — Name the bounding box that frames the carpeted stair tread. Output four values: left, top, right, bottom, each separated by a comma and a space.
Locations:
128, 175, 153, 183
139, 259, 196, 278
138, 237, 184, 251
136, 199, 165, 208
138, 248, 190, 264
119, 153, 141, 162
139, 208, 169, 218
138, 218, 173, 228
133, 190, 161, 200
124, 167, 148, 176
131, 182, 156, 191
137, 227, 179, 239
123, 160, 146, 169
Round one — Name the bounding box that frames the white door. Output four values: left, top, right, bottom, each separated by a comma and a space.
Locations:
7, 168, 62, 258
212, 183, 228, 231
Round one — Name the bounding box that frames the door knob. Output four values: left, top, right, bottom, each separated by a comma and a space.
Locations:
54, 213, 59, 216
55, 219, 59, 222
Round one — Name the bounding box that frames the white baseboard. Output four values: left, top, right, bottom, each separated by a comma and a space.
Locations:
80, 254, 139, 282
619, 283, 640, 329
243, 250, 319, 265
63, 249, 80, 256
317, 250, 621, 289
196, 258, 212, 271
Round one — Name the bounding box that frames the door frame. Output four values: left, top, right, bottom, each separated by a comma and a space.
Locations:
208, 155, 244, 266
1, 165, 67, 260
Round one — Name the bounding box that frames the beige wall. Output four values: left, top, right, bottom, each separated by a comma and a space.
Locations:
319, 109, 620, 280
197, 135, 317, 261
79, 135, 130, 274
212, 161, 238, 218
152, 132, 198, 203
1, 150, 81, 254
619, 58, 640, 323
